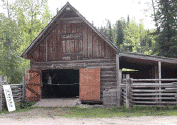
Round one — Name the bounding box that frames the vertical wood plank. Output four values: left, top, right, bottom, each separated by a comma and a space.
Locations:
98, 39, 101, 57
75, 40, 79, 53
62, 41, 65, 54
92, 34, 97, 57
158, 61, 162, 102
126, 74, 130, 109
101, 40, 104, 57
83, 24, 88, 58
117, 69, 122, 108
79, 39, 83, 53
116, 54, 120, 89
46, 39, 47, 61
57, 24, 61, 60
70, 40, 74, 53
88, 27, 92, 58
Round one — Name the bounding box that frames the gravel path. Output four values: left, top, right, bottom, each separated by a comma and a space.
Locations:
1, 116, 177, 125
0, 107, 177, 125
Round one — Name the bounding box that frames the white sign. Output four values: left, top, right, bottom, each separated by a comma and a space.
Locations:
3, 85, 16, 112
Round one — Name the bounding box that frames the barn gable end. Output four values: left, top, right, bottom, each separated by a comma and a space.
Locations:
22, 2, 119, 103
21, 2, 119, 62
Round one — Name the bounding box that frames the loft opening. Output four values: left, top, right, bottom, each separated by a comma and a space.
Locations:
41, 69, 79, 98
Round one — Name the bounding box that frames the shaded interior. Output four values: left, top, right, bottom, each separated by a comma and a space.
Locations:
41, 69, 79, 98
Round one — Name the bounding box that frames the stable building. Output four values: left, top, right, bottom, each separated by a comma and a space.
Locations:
21, 2, 177, 104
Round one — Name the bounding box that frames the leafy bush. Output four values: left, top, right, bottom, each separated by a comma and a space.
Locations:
19, 99, 36, 109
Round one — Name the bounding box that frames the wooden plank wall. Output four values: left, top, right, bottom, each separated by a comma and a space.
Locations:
31, 59, 117, 102
29, 22, 116, 62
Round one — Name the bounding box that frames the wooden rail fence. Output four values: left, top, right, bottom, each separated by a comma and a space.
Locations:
0, 75, 25, 111
120, 75, 177, 108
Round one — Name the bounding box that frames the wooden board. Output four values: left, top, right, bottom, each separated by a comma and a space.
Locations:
26, 69, 42, 101
80, 68, 100, 101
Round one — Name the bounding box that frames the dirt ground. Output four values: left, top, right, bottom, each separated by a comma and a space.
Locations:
0, 108, 177, 125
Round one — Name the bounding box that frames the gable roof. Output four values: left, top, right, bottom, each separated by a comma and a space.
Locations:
21, 2, 120, 58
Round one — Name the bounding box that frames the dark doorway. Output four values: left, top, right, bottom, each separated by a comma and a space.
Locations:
41, 69, 79, 98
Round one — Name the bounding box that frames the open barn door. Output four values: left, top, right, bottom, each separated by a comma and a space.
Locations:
26, 69, 42, 101
80, 68, 100, 101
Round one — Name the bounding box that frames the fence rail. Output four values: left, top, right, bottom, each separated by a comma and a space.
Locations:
120, 75, 177, 108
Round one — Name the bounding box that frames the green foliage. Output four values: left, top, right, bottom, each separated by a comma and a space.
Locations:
19, 99, 37, 109
99, 17, 156, 55
154, 0, 177, 57
0, 0, 51, 84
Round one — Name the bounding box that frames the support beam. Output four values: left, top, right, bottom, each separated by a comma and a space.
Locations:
154, 64, 158, 79
158, 61, 162, 102
158, 61, 161, 83
126, 74, 130, 109
116, 54, 120, 89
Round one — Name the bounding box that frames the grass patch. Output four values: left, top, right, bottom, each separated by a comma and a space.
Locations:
60, 105, 177, 118
0, 99, 37, 114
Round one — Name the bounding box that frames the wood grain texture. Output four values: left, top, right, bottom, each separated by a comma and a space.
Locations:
80, 68, 100, 101
26, 69, 41, 101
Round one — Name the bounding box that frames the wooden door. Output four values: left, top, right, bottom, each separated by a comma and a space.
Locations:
80, 68, 100, 101
26, 69, 42, 101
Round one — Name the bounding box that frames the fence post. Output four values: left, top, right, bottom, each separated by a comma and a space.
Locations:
130, 78, 133, 107
117, 70, 122, 108
126, 74, 130, 109
0, 75, 2, 111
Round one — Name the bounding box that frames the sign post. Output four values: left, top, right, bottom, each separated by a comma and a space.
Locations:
3, 85, 16, 112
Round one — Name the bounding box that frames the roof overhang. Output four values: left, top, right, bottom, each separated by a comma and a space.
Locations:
119, 52, 177, 70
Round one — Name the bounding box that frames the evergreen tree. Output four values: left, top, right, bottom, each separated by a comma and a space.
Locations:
155, 0, 177, 57
106, 19, 113, 42
115, 18, 126, 48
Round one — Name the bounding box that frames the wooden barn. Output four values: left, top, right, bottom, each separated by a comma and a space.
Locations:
21, 2, 177, 105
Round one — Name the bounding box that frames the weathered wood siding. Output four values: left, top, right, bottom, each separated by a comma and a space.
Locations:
31, 59, 116, 102
28, 22, 116, 62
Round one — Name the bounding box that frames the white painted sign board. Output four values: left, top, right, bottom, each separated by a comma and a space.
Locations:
3, 85, 16, 112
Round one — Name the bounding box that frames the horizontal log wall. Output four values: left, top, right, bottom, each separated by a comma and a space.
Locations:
2, 84, 23, 109
120, 78, 177, 108
31, 59, 116, 102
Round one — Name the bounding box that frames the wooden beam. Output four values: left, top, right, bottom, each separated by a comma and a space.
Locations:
116, 54, 120, 89
154, 64, 158, 79
158, 61, 162, 102
158, 61, 161, 82
57, 17, 84, 24
126, 74, 130, 109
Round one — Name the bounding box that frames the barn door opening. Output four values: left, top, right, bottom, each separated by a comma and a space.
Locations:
41, 69, 79, 98
80, 68, 100, 101
26, 69, 42, 101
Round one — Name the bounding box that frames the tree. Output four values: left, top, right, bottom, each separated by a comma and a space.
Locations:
155, 0, 177, 57
115, 18, 126, 48
0, 0, 52, 83
106, 19, 113, 42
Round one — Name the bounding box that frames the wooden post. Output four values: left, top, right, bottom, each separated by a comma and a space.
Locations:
158, 61, 162, 103
0, 75, 2, 111
126, 74, 130, 109
117, 70, 122, 108
116, 54, 120, 89
130, 78, 133, 107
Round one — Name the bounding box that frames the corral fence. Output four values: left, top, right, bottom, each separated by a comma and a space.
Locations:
0, 75, 25, 111
120, 74, 177, 108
